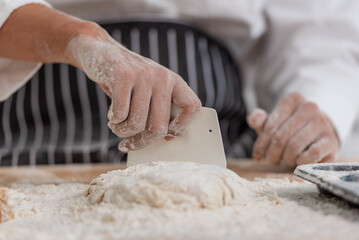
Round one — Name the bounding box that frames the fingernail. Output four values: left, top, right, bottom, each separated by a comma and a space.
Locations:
165, 135, 175, 141
253, 152, 261, 161
118, 140, 135, 152
107, 104, 113, 120
296, 160, 305, 166
118, 145, 129, 153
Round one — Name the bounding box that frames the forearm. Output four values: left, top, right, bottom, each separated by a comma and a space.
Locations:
0, 3, 104, 66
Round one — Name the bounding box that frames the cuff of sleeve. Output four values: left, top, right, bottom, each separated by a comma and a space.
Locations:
0, 0, 50, 101
0, 58, 42, 101
0, 0, 51, 28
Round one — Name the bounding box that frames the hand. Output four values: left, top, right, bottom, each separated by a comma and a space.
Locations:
247, 93, 339, 166
0, 3, 201, 153
67, 26, 201, 152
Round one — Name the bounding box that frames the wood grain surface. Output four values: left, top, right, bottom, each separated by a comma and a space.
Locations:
0, 157, 358, 187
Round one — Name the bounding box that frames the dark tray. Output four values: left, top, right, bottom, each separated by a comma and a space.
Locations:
294, 163, 359, 206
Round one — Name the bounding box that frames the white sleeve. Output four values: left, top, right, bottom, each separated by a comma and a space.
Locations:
257, 0, 359, 145
0, 0, 51, 102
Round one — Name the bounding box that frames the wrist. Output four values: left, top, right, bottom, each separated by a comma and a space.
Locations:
62, 21, 107, 67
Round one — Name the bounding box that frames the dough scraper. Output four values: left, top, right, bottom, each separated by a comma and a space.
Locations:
127, 107, 227, 168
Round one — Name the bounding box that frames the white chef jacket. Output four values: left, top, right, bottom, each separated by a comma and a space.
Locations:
0, 0, 50, 101
1, 0, 359, 156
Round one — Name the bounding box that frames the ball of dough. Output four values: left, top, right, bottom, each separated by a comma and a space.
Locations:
87, 161, 254, 210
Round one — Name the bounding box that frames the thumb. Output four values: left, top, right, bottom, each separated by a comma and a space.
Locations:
247, 108, 268, 133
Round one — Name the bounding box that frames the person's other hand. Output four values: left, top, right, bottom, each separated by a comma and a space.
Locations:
247, 93, 339, 166
67, 25, 201, 152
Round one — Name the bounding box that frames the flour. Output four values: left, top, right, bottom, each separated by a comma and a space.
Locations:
1, 162, 359, 240
87, 161, 253, 209
68, 35, 121, 91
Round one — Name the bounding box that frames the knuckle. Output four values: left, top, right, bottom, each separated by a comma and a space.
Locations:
272, 133, 286, 147
322, 129, 331, 138
148, 124, 168, 137
107, 121, 115, 131
288, 140, 299, 153
154, 69, 176, 89
139, 64, 152, 75
172, 73, 189, 89
108, 123, 125, 137
172, 72, 185, 82
253, 140, 266, 155
123, 116, 146, 134
263, 117, 278, 134
159, 66, 171, 77
263, 124, 275, 136
269, 155, 280, 165
253, 147, 262, 156
252, 147, 262, 159
283, 153, 296, 166
258, 133, 270, 148
183, 97, 202, 117
121, 67, 135, 80
107, 105, 114, 120
110, 110, 128, 123
288, 92, 304, 104
285, 156, 297, 166
130, 122, 146, 133
263, 124, 272, 134
303, 102, 319, 115
117, 112, 128, 122
190, 97, 202, 113
165, 74, 176, 88
310, 147, 321, 159
194, 97, 202, 109
318, 115, 328, 127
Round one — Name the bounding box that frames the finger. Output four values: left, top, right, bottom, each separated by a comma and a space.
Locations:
168, 80, 201, 137
118, 88, 172, 152
100, 84, 112, 98
320, 154, 337, 163
247, 108, 268, 133
109, 84, 151, 138
108, 80, 133, 124
266, 102, 319, 165
296, 138, 334, 165
282, 118, 322, 166
252, 93, 305, 161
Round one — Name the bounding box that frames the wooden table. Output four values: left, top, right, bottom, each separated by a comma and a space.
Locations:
1, 157, 358, 187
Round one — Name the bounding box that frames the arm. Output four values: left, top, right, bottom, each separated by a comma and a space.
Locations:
248, 0, 359, 166
0, 3, 83, 65
0, 3, 201, 151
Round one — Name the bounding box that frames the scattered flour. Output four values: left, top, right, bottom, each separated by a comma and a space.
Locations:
1, 161, 359, 240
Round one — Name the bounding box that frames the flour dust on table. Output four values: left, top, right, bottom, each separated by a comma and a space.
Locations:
1, 161, 359, 240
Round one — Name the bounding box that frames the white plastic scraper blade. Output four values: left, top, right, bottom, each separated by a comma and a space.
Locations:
127, 107, 227, 168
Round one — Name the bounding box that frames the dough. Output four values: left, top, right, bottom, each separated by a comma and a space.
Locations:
87, 161, 254, 210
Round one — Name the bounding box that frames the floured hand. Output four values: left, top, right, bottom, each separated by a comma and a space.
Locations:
67, 26, 201, 152
247, 93, 339, 166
